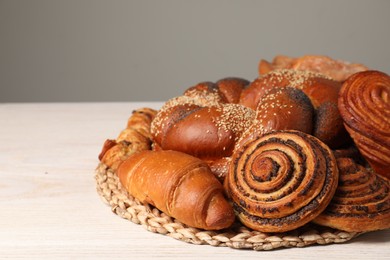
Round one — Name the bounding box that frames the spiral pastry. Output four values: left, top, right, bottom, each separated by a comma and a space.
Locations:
313, 158, 390, 232
338, 70, 390, 180
224, 130, 339, 233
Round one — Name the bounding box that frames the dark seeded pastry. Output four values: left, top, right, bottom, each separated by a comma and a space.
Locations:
224, 130, 339, 233
313, 158, 390, 232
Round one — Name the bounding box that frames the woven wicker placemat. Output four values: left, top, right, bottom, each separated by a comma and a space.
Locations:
95, 162, 362, 251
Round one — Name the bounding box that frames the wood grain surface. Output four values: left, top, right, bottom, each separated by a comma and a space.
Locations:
0, 102, 389, 259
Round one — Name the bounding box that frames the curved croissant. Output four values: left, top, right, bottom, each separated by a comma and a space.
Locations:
224, 130, 339, 233
338, 70, 390, 180
313, 158, 390, 232
117, 150, 235, 230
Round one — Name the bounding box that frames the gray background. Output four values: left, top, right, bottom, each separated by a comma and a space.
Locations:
1, 0, 389, 102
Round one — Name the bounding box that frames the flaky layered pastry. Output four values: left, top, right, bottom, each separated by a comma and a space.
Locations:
338, 70, 390, 180
313, 158, 390, 232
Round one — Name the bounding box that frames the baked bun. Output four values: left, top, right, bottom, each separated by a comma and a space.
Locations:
259, 55, 368, 82
151, 103, 254, 159
239, 69, 348, 148
313, 158, 390, 232
338, 70, 390, 180
151, 78, 254, 179
183, 77, 249, 105
236, 87, 314, 150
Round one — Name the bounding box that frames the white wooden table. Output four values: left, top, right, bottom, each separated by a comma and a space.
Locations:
1, 102, 389, 260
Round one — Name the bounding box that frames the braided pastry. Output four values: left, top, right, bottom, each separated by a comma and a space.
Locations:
99, 108, 157, 170
236, 87, 314, 150
338, 70, 390, 180
151, 78, 254, 179
224, 130, 339, 233
239, 69, 348, 148
313, 158, 390, 232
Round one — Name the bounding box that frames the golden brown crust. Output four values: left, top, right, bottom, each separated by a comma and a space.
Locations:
117, 150, 235, 230
98, 107, 157, 170
338, 70, 390, 180
215, 77, 250, 104
239, 69, 347, 148
225, 130, 339, 233
258, 55, 368, 82
236, 87, 314, 150
151, 98, 255, 161
240, 69, 340, 109
313, 158, 390, 232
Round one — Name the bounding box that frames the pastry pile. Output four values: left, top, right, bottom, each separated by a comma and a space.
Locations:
99, 55, 390, 233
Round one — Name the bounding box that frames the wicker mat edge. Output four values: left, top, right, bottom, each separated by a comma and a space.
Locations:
95, 162, 362, 251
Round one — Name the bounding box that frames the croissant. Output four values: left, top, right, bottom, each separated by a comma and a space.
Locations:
338, 70, 390, 180
239, 69, 347, 148
117, 150, 235, 230
225, 130, 339, 233
258, 55, 368, 82
313, 158, 390, 232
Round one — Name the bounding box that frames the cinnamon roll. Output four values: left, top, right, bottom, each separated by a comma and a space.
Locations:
313, 158, 390, 232
224, 130, 339, 232
338, 70, 390, 180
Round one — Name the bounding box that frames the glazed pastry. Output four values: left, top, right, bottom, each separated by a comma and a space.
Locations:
338, 70, 390, 180
258, 55, 368, 82
236, 87, 314, 150
117, 150, 235, 230
240, 69, 340, 110
99, 108, 157, 170
151, 84, 255, 180
225, 130, 339, 233
313, 158, 390, 232
183, 77, 249, 105
215, 77, 250, 103
239, 69, 347, 148
152, 103, 254, 160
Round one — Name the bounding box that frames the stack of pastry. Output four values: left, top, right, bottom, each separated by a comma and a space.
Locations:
99, 54, 390, 234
